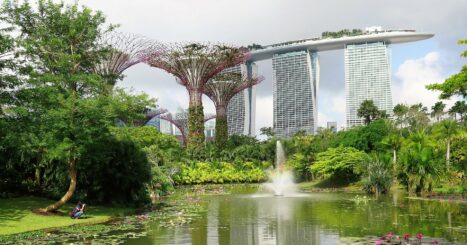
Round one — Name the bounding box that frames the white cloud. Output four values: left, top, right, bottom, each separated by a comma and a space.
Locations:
393, 52, 456, 110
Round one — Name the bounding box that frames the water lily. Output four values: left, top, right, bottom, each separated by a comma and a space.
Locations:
387, 232, 393, 240
396, 235, 400, 240
432, 240, 439, 244
416, 234, 423, 240
404, 234, 411, 241
375, 240, 381, 245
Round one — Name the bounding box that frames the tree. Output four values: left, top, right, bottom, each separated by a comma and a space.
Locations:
357, 100, 385, 125
109, 88, 157, 126
400, 130, 442, 194
310, 146, 368, 182
260, 127, 275, 139
361, 155, 392, 196
382, 133, 403, 167
431, 101, 446, 122
3, 0, 113, 212
448, 100, 466, 122
407, 103, 430, 130
434, 119, 460, 170
147, 42, 249, 156
204, 71, 263, 148
0, 25, 17, 116
426, 39, 467, 99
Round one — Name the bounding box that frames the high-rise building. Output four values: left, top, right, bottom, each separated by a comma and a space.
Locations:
226, 63, 257, 136
344, 42, 392, 127
327, 121, 337, 133
204, 120, 216, 140
272, 50, 319, 138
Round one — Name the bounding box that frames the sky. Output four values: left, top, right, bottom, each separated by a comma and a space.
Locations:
68, 0, 466, 138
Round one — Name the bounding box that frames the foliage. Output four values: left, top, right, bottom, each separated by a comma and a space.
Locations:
110, 88, 156, 126
187, 105, 205, 158
426, 39, 466, 99
449, 100, 466, 122
260, 127, 275, 138
393, 103, 409, 128
321, 29, 363, 39
310, 146, 369, 181
361, 155, 393, 195
357, 100, 387, 125
430, 101, 446, 122
174, 162, 267, 184
214, 115, 228, 148
399, 130, 443, 194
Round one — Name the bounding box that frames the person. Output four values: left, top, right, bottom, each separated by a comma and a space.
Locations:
70, 202, 86, 219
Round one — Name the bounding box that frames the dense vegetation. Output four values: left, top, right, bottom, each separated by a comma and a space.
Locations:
0, 0, 465, 215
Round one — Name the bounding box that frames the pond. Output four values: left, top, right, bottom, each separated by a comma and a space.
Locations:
122, 185, 466, 245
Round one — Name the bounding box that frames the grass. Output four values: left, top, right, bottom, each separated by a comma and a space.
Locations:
0, 196, 131, 236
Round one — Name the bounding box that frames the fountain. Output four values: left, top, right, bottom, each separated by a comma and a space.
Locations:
263, 140, 297, 196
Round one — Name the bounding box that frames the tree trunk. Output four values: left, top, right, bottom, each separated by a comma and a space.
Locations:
41, 153, 77, 212
187, 89, 205, 158
215, 105, 228, 148
446, 140, 451, 170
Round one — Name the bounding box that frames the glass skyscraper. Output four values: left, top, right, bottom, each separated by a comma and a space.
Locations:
272, 50, 319, 138
226, 63, 257, 136
344, 42, 392, 127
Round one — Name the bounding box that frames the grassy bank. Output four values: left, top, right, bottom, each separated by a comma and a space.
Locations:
0, 197, 131, 236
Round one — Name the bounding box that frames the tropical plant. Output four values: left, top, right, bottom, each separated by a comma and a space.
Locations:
431, 101, 446, 122
357, 100, 386, 125
361, 155, 393, 196
399, 130, 442, 194
310, 146, 368, 182
3, 0, 114, 212
434, 119, 460, 169
393, 103, 409, 129
427, 39, 466, 100
448, 100, 466, 122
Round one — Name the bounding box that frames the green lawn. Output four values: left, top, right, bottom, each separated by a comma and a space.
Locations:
0, 197, 131, 236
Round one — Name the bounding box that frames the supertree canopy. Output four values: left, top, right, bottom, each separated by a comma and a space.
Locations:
204, 72, 264, 147
147, 42, 249, 155
161, 110, 215, 145
134, 108, 168, 127
94, 31, 156, 90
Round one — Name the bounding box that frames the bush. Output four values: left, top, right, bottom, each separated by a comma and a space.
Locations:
361, 155, 393, 195
174, 161, 267, 184
310, 146, 368, 182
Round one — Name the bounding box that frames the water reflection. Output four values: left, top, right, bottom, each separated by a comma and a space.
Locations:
124, 190, 466, 245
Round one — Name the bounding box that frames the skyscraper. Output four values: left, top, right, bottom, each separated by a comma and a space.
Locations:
344, 42, 393, 127
272, 50, 319, 138
226, 63, 257, 136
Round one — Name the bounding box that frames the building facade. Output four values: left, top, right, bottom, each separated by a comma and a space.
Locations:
344, 42, 393, 127
272, 50, 319, 138
226, 63, 257, 136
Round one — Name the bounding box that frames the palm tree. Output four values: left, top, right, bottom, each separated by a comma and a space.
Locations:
435, 119, 459, 170
382, 133, 403, 167
357, 100, 380, 125
400, 130, 441, 194
431, 101, 446, 122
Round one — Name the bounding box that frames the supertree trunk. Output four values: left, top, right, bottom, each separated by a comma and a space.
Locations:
188, 89, 205, 157
215, 104, 228, 148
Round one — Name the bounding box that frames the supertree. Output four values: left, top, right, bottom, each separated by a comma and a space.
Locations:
204, 71, 264, 147
161, 110, 215, 145
147, 42, 249, 155
94, 31, 156, 92
134, 108, 168, 127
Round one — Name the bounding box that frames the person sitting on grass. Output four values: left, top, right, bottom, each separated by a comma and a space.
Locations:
70, 201, 86, 219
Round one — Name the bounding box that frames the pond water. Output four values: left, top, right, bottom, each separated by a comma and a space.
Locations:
123, 186, 466, 245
